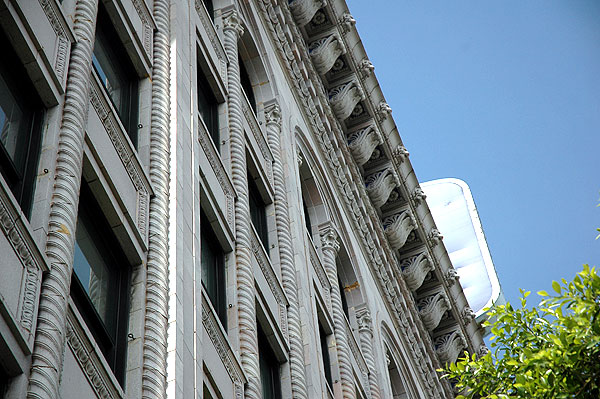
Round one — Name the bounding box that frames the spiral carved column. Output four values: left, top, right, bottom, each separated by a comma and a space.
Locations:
223, 10, 261, 399
319, 223, 356, 399
27, 0, 99, 398
141, 0, 171, 397
264, 101, 308, 399
356, 307, 381, 399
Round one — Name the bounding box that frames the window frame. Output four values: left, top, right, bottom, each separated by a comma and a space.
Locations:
0, 26, 44, 218
257, 323, 282, 399
92, 4, 139, 148
70, 180, 131, 386
197, 57, 220, 150
248, 173, 269, 251
201, 210, 227, 328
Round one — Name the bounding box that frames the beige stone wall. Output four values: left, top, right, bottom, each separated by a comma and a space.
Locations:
0, 1, 484, 398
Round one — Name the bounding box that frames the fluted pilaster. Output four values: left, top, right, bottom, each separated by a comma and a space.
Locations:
319, 223, 356, 399
223, 10, 261, 399
27, 1, 99, 398
141, 0, 171, 397
264, 101, 308, 399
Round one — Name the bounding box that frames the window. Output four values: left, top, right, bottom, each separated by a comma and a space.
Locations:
201, 0, 214, 21
0, 27, 43, 217
248, 175, 268, 250
201, 211, 227, 327
71, 181, 130, 385
258, 325, 281, 399
239, 57, 256, 113
338, 276, 350, 320
318, 323, 333, 390
302, 197, 312, 238
92, 5, 139, 147
0, 368, 7, 399
197, 62, 219, 150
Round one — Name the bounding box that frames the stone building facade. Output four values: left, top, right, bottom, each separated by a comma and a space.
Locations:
0, 0, 485, 398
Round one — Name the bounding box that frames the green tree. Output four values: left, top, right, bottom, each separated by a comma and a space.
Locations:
443, 265, 600, 399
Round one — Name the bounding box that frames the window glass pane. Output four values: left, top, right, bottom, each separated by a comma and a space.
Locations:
0, 73, 25, 171
249, 177, 268, 249
73, 216, 112, 330
201, 212, 226, 326
319, 324, 333, 388
197, 69, 219, 148
93, 35, 128, 119
258, 326, 281, 399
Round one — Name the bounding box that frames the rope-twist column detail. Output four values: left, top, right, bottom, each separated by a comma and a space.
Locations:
141, 0, 171, 397
223, 10, 261, 399
356, 307, 382, 399
27, 0, 99, 397
264, 101, 308, 399
319, 224, 357, 399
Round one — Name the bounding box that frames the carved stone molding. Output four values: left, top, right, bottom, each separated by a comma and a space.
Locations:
201, 295, 246, 385
338, 13, 356, 33
365, 168, 396, 208
444, 267, 460, 286
427, 228, 443, 247
328, 80, 365, 120
198, 118, 236, 230
90, 79, 151, 240
296, 148, 304, 166
434, 330, 467, 364
383, 210, 416, 250
376, 101, 392, 122
358, 58, 374, 79
289, 0, 326, 27
411, 186, 427, 203
39, 0, 72, 88
0, 188, 45, 336
194, 0, 227, 77
132, 0, 154, 60
243, 101, 274, 185
347, 124, 380, 166
400, 253, 434, 291
309, 34, 346, 75
251, 230, 287, 312
417, 291, 450, 330
66, 312, 120, 399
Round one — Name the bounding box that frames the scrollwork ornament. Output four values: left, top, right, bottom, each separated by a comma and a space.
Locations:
461, 307, 476, 324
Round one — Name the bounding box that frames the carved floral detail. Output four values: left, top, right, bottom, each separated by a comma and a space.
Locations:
347, 125, 380, 166
383, 211, 416, 250
401, 253, 434, 291
309, 34, 346, 75
417, 291, 450, 330
328, 80, 365, 120
434, 330, 467, 364
365, 169, 397, 208
289, 0, 327, 27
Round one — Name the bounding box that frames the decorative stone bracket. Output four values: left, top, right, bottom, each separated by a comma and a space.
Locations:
417, 291, 450, 330
328, 80, 365, 120
309, 34, 346, 75
338, 13, 356, 33
347, 124, 381, 166
365, 168, 396, 209
434, 330, 467, 364
382, 210, 415, 250
400, 252, 434, 291
358, 59, 374, 79
289, 0, 327, 27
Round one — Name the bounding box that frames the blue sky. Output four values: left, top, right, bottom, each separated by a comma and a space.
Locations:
346, 0, 600, 306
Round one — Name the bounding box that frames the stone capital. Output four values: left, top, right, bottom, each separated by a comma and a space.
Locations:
264, 100, 282, 127
355, 307, 373, 334
222, 9, 244, 38
319, 223, 340, 253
